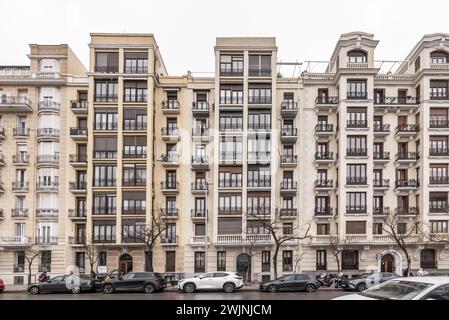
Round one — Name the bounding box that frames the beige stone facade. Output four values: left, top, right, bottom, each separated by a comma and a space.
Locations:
1, 32, 449, 285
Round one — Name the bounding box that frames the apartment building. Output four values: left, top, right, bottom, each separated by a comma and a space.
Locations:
0, 44, 87, 285
1, 32, 449, 285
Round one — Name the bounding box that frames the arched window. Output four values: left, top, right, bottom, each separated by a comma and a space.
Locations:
347, 50, 367, 63
430, 51, 449, 64
420, 249, 437, 269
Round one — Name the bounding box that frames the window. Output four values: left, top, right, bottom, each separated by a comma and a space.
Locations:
93, 193, 116, 215
316, 250, 327, 270
94, 80, 118, 102
165, 223, 177, 243
123, 164, 146, 186
124, 81, 147, 102
347, 80, 367, 99
430, 164, 448, 184
219, 170, 242, 187
397, 223, 407, 234
316, 223, 330, 235
430, 220, 449, 233
315, 196, 330, 214
248, 55, 271, 76
248, 84, 272, 104
346, 192, 367, 213
346, 164, 367, 185
122, 220, 145, 242
123, 191, 146, 215
429, 192, 448, 213
95, 110, 118, 131
373, 223, 383, 235
14, 251, 25, 273
94, 136, 117, 159
430, 80, 448, 99
282, 251, 293, 272
219, 112, 243, 132
124, 52, 148, 74
420, 249, 437, 269
347, 107, 367, 127
341, 250, 359, 270
195, 252, 205, 273
430, 108, 449, 128
220, 85, 243, 104
247, 166, 271, 187
75, 252, 85, 272
95, 52, 119, 73
93, 221, 116, 242
347, 135, 367, 155
93, 165, 116, 187
217, 218, 242, 234
248, 112, 271, 130
283, 223, 293, 235
346, 221, 366, 234
430, 51, 449, 64
429, 136, 448, 155
194, 224, 205, 236
218, 194, 242, 214
39, 251, 52, 272
123, 136, 147, 158
220, 55, 243, 76
220, 136, 243, 161
217, 251, 226, 271
262, 251, 270, 272
247, 195, 270, 215
415, 56, 421, 72
347, 50, 367, 63
247, 134, 271, 162
165, 251, 176, 272
123, 109, 147, 131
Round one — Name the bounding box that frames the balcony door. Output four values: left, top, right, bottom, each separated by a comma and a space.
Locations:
166, 171, 177, 189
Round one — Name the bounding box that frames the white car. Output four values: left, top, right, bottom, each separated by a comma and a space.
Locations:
334, 277, 449, 300
177, 272, 244, 293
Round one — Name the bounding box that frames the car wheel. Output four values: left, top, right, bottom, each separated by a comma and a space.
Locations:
183, 283, 196, 293
268, 285, 278, 293
103, 284, 114, 294
29, 286, 40, 295
356, 282, 367, 292
144, 284, 156, 294
71, 286, 81, 294
305, 284, 316, 293
223, 283, 235, 293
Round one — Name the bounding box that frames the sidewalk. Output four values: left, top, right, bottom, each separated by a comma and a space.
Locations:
3, 284, 28, 293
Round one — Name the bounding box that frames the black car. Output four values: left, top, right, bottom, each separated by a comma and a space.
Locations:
260, 274, 318, 293
102, 272, 167, 294
28, 274, 95, 294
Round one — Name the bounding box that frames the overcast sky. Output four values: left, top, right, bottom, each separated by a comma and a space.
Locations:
1, 0, 448, 75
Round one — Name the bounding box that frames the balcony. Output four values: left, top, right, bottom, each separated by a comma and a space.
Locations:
192, 127, 209, 141
280, 181, 297, 195
68, 236, 86, 246
280, 101, 298, 118
36, 181, 59, 193
70, 100, 88, 114
123, 149, 147, 159
122, 205, 146, 215
216, 234, 243, 245
220, 152, 243, 165
191, 181, 208, 194
93, 179, 116, 188
69, 154, 87, 167
430, 91, 449, 101
12, 181, 29, 192
429, 148, 449, 157
280, 154, 298, 167
37, 101, 60, 113
247, 207, 271, 217
161, 182, 179, 194
373, 124, 391, 136
160, 209, 179, 220
429, 203, 449, 214
374, 96, 419, 108
247, 179, 271, 191
191, 155, 209, 169
315, 124, 334, 137
34, 71, 61, 79
0, 127, 5, 139
346, 206, 367, 214
124, 94, 147, 103
94, 151, 117, 160
219, 124, 243, 133
373, 151, 390, 162
68, 209, 87, 220
11, 209, 29, 218
429, 176, 449, 185
161, 153, 179, 167
0, 236, 31, 247
35, 236, 58, 245
373, 207, 390, 216
123, 178, 146, 187
36, 155, 59, 167
346, 177, 368, 186
347, 92, 367, 100
124, 121, 147, 131
395, 124, 420, 139
12, 154, 29, 166
373, 179, 390, 190
346, 120, 368, 129
161, 100, 180, 114
36, 128, 60, 141
246, 234, 272, 244
315, 151, 334, 163
346, 148, 367, 157
314, 179, 334, 190
192, 101, 210, 116
92, 206, 116, 216
13, 127, 30, 138
280, 127, 298, 143
395, 179, 419, 189
161, 127, 180, 141
248, 68, 271, 77
218, 208, 242, 216
395, 207, 419, 216
94, 122, 118, 131
314, 207, 333, 216
344, 235, 368, 244
0, 96, 32, 112
190, 236, 209, 246
94, 94, 118, 103
395, 152, 420, 164
191, 209, 207, 220
429, 119, 449, 129
315, 96, 339, 111
278, 208, 298, 219
70, 127, 87, 140
69, 181, 87, 193
36, 209, 58, 220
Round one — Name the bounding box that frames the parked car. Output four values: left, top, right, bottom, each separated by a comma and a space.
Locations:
334, 277, 449, 300
0, 278, 4, 293
177, 272, 244, 293
260, 274, 318, 293
341, 272, 401, 292
28, 274, 96, 294
102, 272, 167, 294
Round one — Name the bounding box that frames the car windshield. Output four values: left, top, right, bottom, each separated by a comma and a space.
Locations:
122, 273, 135, 280
360, 280, 433, 300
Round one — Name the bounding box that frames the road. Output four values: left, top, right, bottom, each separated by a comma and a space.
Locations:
0, 289, 351, 300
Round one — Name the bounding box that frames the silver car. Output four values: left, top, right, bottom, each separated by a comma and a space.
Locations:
341, 272, 401, 292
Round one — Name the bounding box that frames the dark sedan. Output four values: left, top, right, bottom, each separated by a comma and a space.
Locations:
28, 274, 95, 294
260, 274, 318, 293
102, 272, 167, 294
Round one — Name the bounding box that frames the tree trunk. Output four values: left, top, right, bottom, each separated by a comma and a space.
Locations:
28, 264, 32, 285
273, 245, 280, 279
335, 254, 341, 273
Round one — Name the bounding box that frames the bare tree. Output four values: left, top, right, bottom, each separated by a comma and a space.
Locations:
382, 213, 423, 277
329, 235, 343, 273
83, 243, 105, 277
293, 244, 306, 273
248, 213, 311, 279
24, 248, 41, 285
242, 233, 263, 284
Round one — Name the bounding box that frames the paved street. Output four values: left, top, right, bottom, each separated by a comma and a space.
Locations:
0, 289, 351, 300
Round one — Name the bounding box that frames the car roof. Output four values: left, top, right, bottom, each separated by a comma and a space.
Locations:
391, 276, 449, 285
